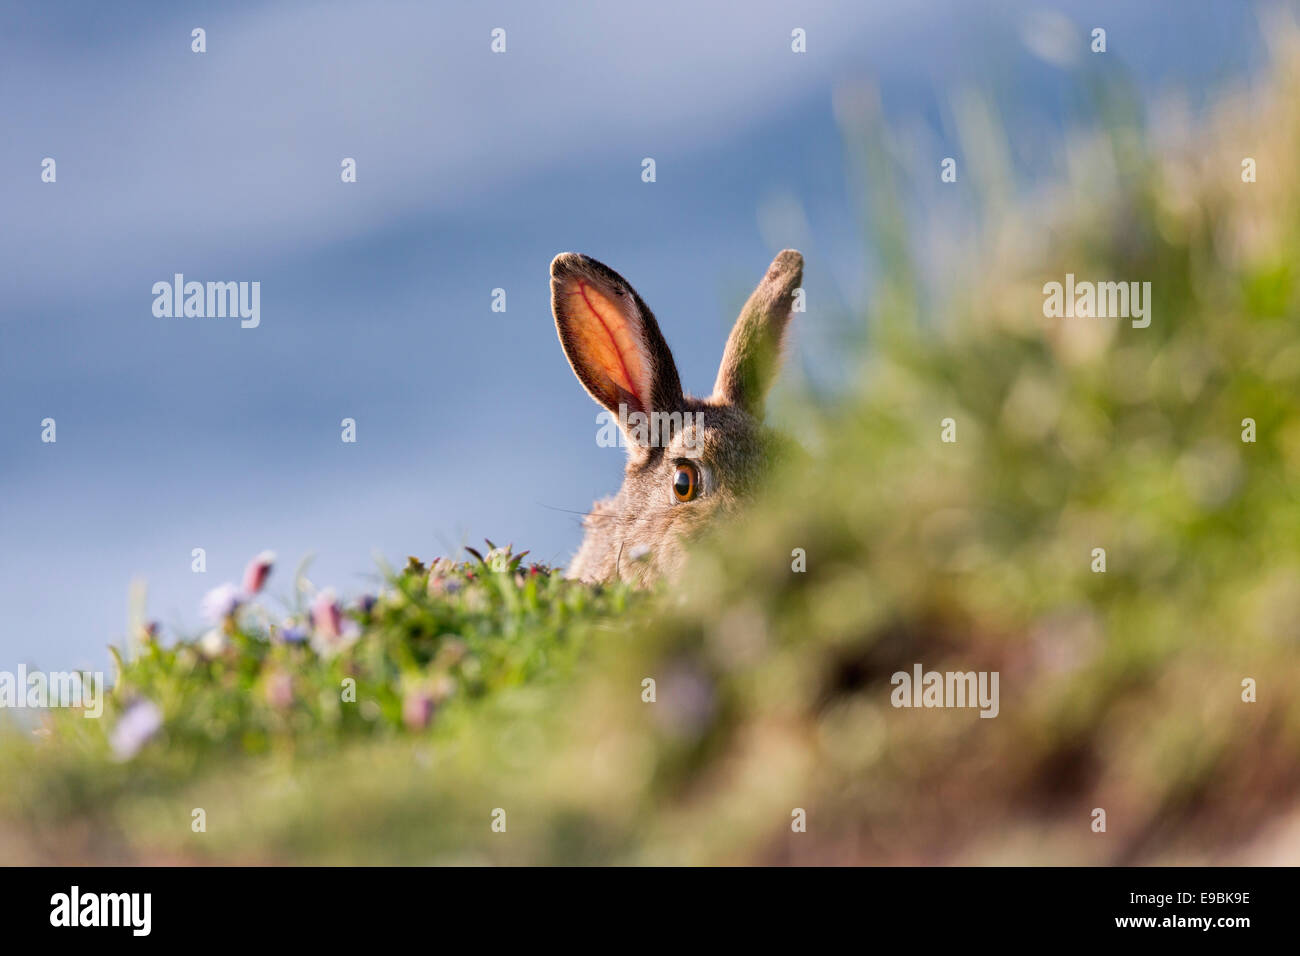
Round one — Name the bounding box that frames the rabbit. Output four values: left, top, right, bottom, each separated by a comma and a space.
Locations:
550, 249, 803, 584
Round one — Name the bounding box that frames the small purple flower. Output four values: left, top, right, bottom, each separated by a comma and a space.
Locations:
356, 594, 377, 616
109, 699, 163, 761
241, 550, 276, 596
653, 664, 717, 741
277, 620, 309, 644
200, 583, 243, 626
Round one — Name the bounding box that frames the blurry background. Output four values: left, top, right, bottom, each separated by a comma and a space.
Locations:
0, 0, 1273, 670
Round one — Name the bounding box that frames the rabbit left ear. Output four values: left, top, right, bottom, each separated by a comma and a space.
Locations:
550, 253, 684, 423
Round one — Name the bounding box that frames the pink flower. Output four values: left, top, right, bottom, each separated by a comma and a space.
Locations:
241, 550, 276, 595
311, 588, 342, 639
265, 671, 294, 710
403, 688, 435, 730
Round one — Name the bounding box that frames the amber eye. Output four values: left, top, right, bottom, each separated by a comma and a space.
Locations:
672, 462, 700, 502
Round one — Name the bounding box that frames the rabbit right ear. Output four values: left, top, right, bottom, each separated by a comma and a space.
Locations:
713, 249, 803, 418
550, 253, 684, 425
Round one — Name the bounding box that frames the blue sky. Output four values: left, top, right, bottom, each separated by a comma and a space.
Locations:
0, 1, 1273, 670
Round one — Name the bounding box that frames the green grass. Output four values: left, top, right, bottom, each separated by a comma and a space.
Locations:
5, 36, 1300, 865
0, 547, 645, 862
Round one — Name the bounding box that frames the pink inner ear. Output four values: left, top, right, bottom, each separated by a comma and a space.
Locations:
565, 279, 650, 411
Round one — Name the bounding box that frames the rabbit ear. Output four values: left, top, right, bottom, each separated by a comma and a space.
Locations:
551, 253, 684, 424
713, 249, 803, 417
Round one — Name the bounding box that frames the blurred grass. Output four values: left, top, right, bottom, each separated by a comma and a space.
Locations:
5, 27, 1300, 865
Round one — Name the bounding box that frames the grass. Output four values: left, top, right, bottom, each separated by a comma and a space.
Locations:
4, 29, 1300, 865
0, 547, 644, 862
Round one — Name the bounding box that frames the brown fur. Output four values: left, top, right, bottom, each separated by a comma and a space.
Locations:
550, 249, 803, 584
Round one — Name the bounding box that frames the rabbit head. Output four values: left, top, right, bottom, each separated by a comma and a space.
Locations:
550, 249, 803, 584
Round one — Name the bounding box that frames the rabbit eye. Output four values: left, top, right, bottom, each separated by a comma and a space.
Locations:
671, 462, 700, 502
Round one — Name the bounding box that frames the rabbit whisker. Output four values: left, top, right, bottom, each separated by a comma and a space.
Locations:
537, 502, 644, 524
